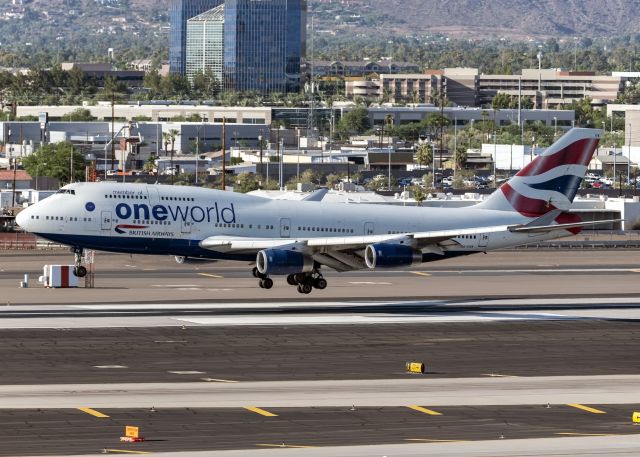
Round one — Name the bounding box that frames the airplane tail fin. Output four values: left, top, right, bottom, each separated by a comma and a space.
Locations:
476, 128, 601, 218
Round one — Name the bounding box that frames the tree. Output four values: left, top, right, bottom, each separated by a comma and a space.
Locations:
491, 92, 513, 110
22, 142, 86, 185
235, 172, 260, 193
325, 172, 344, 188
453, 145, 468, 170
336, 106, 370, 137
415, 143, 433, 169
300, 168, 322, 184
411, 186, 426, 206
61, 108, 95, 121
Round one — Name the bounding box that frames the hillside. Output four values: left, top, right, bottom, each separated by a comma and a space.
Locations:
0, 0, 637, 67
313, 0, 640, 39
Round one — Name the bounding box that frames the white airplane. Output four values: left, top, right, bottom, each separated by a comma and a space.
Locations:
17, 128, 609, 294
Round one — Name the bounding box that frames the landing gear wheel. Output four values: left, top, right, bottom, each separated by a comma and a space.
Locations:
297, 283, 312, 294
313, 277, 327, 290
293, 273, 306, 284
260, 278, 274, 289
252, 267, 260, 278
74, 266, 87, 278
287, 274, 297, 286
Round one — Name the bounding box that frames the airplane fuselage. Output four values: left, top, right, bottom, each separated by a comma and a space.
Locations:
18, 182, 565, 263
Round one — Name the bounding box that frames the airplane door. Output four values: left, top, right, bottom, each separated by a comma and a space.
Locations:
101, 211, 112, 231
479, 233, 489, 248
364, 222, 375, 235
181, 219, 192, 234
280, 218, 291, 238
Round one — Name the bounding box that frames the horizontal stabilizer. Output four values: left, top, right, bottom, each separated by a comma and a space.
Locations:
301, 188, 328, 202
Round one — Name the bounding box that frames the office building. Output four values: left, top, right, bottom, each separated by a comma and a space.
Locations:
169, 0, 224, 75
223, 0, 307, 94
478, 69, 623, 108
186, 4, 225, 85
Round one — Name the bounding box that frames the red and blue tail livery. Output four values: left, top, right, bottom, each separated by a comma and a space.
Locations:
478, 128, 600, 217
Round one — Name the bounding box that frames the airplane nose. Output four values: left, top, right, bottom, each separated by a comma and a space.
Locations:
15, 208, 29, 230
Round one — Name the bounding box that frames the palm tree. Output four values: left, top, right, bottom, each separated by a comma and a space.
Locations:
415, 143, 433, 170
162, 129, 179, 184
453, 145, 468, 171
162, 131, 171, 157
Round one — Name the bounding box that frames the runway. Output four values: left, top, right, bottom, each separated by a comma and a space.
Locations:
1, 249, 640, 456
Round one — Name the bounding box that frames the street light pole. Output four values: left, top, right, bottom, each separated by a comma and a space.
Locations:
258, 134, 264, 184
387, 143, 391, 190
553, 116, 557, 138
628, 123, 632, 187
493, 131, 497, 189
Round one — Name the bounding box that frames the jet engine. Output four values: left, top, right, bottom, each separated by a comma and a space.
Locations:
256, 249, 314, 276
364, 243, 422, 269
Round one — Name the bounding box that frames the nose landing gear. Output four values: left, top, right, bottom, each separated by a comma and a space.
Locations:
72, 248, 87, 278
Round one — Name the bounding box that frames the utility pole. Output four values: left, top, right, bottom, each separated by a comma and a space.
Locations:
221, 117, 226, 191
111, 91, 115, 171
258, 134, 264, 185
439, 77, 444, 190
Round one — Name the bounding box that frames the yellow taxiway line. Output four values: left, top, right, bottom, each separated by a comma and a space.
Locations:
257, 444, 314, 448
102, 450, 151, 455
198, 273, 224, 279
77, 407, 109, 418
410, 272, 432, 277
407, 405, 442, 416
567, 404, 607, 414
244, 406, 278, 417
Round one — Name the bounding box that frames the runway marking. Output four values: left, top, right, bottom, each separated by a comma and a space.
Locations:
169, 371, 205, 375
348, 281, 392, 285
556, 432, 615, 437
201, 378, 239, 383
199, 273, 224, 279
78, 407, 109, 418
410, 272, 432, 277
93, 365, 128, 369
257, 444, 313, 448
154, 340, 187, 343
405, 438, 464, 443
423, 268, 640, 274
407, 405, 442, 416
102, 450, 151, 455
567, 404, 607, 414
482, 373, 519, 378
245, 406, 278, 417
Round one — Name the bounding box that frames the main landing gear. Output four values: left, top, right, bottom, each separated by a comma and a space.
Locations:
287, 271, 327, 295
251, 267, 328, 294
252, 267, 274, 289
72, 247, 87, 278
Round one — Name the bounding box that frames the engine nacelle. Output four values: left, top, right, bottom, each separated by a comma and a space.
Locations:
364, 243, 422, 269
256, 249, 314, 276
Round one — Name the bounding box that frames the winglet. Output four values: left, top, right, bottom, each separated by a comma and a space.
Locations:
302, 188, 328, 202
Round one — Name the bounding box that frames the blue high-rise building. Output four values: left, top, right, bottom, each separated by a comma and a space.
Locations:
223, 0, 307, 94
170, 0, 224, 75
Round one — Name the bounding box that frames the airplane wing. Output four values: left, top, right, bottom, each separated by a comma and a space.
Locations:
199, 214, 621, 272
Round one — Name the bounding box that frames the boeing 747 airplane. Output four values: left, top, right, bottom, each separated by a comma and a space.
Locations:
17, 128, 608, 293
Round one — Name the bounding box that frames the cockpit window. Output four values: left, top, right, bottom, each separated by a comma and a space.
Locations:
56, 189, 76, 195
